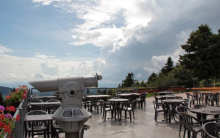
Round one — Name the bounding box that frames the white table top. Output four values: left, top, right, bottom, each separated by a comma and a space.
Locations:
86, 95, 111, 98
25, 114, 53, 121
108, 99, 129, 102
29, 102, 61, 105
118, 93, 140, 96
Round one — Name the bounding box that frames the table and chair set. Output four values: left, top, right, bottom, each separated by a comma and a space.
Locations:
154, 90, 220, 138
83, 92, 148, 122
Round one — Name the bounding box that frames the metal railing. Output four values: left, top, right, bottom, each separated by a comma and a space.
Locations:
7, 89, 30, 138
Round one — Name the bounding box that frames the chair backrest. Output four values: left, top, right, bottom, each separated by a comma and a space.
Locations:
29, 99, 42, 103
131, 100, 137, 111
212, 93, 219, 100
183, 98, 190, 106
79, 124, 90, 138
111, 97, 120, 99
46, 99, 60, 102
203, 122, 220, 138
193, 104, 205, 109
180, 113, 194, 131
94, 93, 101, 95
176, 106, 190, 122
140, 93, 147, 99
26, 110, 48, 115
154, 92, 157, 96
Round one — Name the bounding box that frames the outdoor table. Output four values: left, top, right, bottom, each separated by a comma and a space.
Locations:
157, 91, 173, 95
118, 93, 140, 96
162, 99, 185, 124
29, 102, 61, 113
190, 106, 220, 120
86, 95, 111, 98
108, 98, 129, 121
24, 114, 53, 138
38, 96, 57, 98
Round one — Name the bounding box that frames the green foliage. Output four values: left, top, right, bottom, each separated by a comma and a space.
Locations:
179, 24, 220, 86
161, 57, 174, 75
148, 72, 157, 84
122, 72, 135, 87
140, 80, 146, 87
107, 89, 117, 97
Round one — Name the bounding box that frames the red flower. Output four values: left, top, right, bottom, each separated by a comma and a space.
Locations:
3, 124, 11, 134
19, 85, 21, 87
16, 115, 20, 122
23, 90, 27, 94
22, 94, 26, 99
6, 95, 10, 99
0, 114, 5, 121
22, 85, 26, 87
6, 106, 15, 112
15, 88, 19, 92
0, 122, 3, 127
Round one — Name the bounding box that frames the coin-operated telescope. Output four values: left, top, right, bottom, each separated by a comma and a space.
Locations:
29, 74, 102, 138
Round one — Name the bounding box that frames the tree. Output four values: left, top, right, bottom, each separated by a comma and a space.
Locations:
179, 24, 220, 86
161, 57, 174, 75
140, 80, 146, 87
122, 72, 135, 87
148, 72, 157, 84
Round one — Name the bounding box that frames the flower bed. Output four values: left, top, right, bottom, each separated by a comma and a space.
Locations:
0, 105, 20, 138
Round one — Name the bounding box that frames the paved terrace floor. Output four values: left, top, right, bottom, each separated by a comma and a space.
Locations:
56, 93, 203, 138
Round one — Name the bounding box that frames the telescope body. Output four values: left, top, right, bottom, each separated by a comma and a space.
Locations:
29, 74, 102, 138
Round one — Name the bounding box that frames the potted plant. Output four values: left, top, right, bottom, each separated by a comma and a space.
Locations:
0, 105, 20, 138
5, 85, 28, 109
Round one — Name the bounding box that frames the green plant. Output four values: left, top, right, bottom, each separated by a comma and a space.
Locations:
5, 85, 28, 106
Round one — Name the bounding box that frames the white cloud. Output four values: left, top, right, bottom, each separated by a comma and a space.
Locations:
0, 44, 13, 54
32, 0, 71, 5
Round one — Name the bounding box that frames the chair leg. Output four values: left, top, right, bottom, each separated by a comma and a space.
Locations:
179, 124, 182, 137
192, 132, 197, 138
155, 111, 157, 122
187, 130, 190, 138
129, 112, 132, 122
133, 111, 135, 120
183, 128, 186, 138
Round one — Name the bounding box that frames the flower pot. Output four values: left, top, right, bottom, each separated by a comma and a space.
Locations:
9, 101, 21, 109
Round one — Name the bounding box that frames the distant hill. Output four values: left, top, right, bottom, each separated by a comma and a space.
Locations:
0, 86, 13, 96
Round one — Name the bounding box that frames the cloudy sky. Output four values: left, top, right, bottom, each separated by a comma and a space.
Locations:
0, 0, 220, 88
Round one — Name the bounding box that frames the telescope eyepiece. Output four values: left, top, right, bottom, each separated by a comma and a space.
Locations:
70, 90, 76, 96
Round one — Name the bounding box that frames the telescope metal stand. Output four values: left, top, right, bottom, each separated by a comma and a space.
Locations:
65, 132, 79, 138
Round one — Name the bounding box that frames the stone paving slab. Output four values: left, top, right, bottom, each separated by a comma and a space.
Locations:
38, 93, 203, 138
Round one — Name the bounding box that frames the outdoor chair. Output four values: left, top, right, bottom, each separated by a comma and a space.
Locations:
25, 110, 48, 138
28, 100, 44, 111
193, 104, 206, 109
123, 100, 137, 121
180, 112, 203, 138
154, 96, 163, 108
94, 93, 101, 95
202, 122, 220, 138
88, 97, 102, 113
137, 92, 148, 108
46, 99, 60, 114
116, 92, 123, 97
186, 93, 196, 107
102, 102, 113, 121
183, 98, 190, 107
207, 93, 219, 106
53, 124, 90, 138
176, 106, 191, 137
192, 91, 200, 104
153, 101, 167, 122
